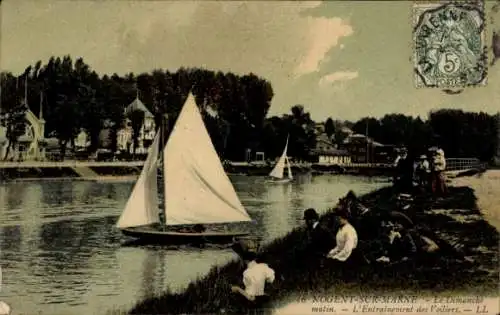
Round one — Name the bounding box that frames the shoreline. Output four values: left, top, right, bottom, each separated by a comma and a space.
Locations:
1, 159, 492, 182
0, 162, 397, 182
120, 174, 499, 315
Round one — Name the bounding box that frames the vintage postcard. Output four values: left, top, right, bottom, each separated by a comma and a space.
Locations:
0, 1, 499, 315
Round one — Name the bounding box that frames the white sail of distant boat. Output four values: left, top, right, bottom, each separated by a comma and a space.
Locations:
269, 136, 293, 181
116, 92, 252, 232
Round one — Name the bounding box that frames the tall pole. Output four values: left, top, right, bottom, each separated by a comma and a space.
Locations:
0, 74, 4, 117
159, 113, 166, 229
24, 75, 28, 105
0, 73, 3, 114
365, 121, 369, 163
39, 90, 44, 120
154, 86, 167, 229
495, 113, 500, 166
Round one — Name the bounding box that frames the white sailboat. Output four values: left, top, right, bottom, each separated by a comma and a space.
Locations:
267, 136, 293, 183
116, 92, 252, 244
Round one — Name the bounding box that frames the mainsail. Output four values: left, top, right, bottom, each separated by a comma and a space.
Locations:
269, 136, 292, 180
163, 93, 252, 225
116, 133, 160, 228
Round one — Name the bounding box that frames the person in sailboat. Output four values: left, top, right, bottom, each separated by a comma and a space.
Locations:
178, 224, 206, 233
230, 249, 275, 311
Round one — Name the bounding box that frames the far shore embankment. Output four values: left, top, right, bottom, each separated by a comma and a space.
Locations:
0, 161, 396, 182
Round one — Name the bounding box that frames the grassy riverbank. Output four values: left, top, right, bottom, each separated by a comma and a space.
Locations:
120, 183, 498, 315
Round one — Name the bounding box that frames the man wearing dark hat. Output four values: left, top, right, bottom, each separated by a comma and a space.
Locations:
302, 208, 336, 259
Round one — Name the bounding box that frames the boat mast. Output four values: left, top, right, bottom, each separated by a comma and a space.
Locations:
155, 88, 168, 229
157, 113, 168, 229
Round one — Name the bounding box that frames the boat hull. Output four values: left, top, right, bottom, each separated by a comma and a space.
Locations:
120, 226, 249, 245
266, 177, 293, 184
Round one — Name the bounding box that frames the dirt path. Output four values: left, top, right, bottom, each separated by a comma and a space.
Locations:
451, 170, 500, 231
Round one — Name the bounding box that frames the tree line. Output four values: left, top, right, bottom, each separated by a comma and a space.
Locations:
0, 55, 279, 161
343, 110, 499, 162
0, 55, 498, 162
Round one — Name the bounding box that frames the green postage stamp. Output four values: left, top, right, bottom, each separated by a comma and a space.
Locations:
413, 1, 487, 88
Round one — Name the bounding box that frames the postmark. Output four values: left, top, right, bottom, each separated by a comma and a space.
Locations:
413, 1, 487, 89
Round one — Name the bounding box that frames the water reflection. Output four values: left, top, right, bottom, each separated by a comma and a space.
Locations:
41, 181, 74, 207
0, 226, 22, 260
261, 183, 293, 242
0, 175, 387, 315
141, 248, 162, 299
5, 182, 26, 212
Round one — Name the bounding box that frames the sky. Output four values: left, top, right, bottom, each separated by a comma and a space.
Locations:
1, 0, 500, 121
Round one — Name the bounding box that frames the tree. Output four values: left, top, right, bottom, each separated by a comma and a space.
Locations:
324, 117, 335, 139
352, 117, 382, 141
7, 55, 276, 161
429, 109, 497, 160
263, 105, 316, 161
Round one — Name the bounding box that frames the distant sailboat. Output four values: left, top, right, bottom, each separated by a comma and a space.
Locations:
267, 136, 293, 183
116, 92, 252, 244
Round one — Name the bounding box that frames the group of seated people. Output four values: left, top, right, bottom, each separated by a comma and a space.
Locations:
228, 190, 443, 311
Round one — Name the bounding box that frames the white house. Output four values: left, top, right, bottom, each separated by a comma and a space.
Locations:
117, 97, 156, 154
313, 132, 352, 165
0, 104, 46, 161
315, 149, 352, 165
74, 129, 90, 151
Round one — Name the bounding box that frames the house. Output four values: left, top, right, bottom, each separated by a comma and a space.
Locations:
315, 133, 336, 151
341, 133, 394, 163
117, 97, 156, 154
342, 134, 379, 163
311, 132, 351, 164
314, 122, 325, 135
0, 101, 47, 161
74, 129, 90, 151
313, 148, 352, 165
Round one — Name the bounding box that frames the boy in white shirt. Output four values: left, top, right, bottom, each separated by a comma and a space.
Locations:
231, 250, 275, 310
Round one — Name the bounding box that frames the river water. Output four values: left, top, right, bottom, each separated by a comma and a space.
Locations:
0, 174, 388, 315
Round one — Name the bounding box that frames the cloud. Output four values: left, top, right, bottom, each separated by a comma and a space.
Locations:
294, 17, 353, 76
319, 71, 358, 86
1, 1, 359, 120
